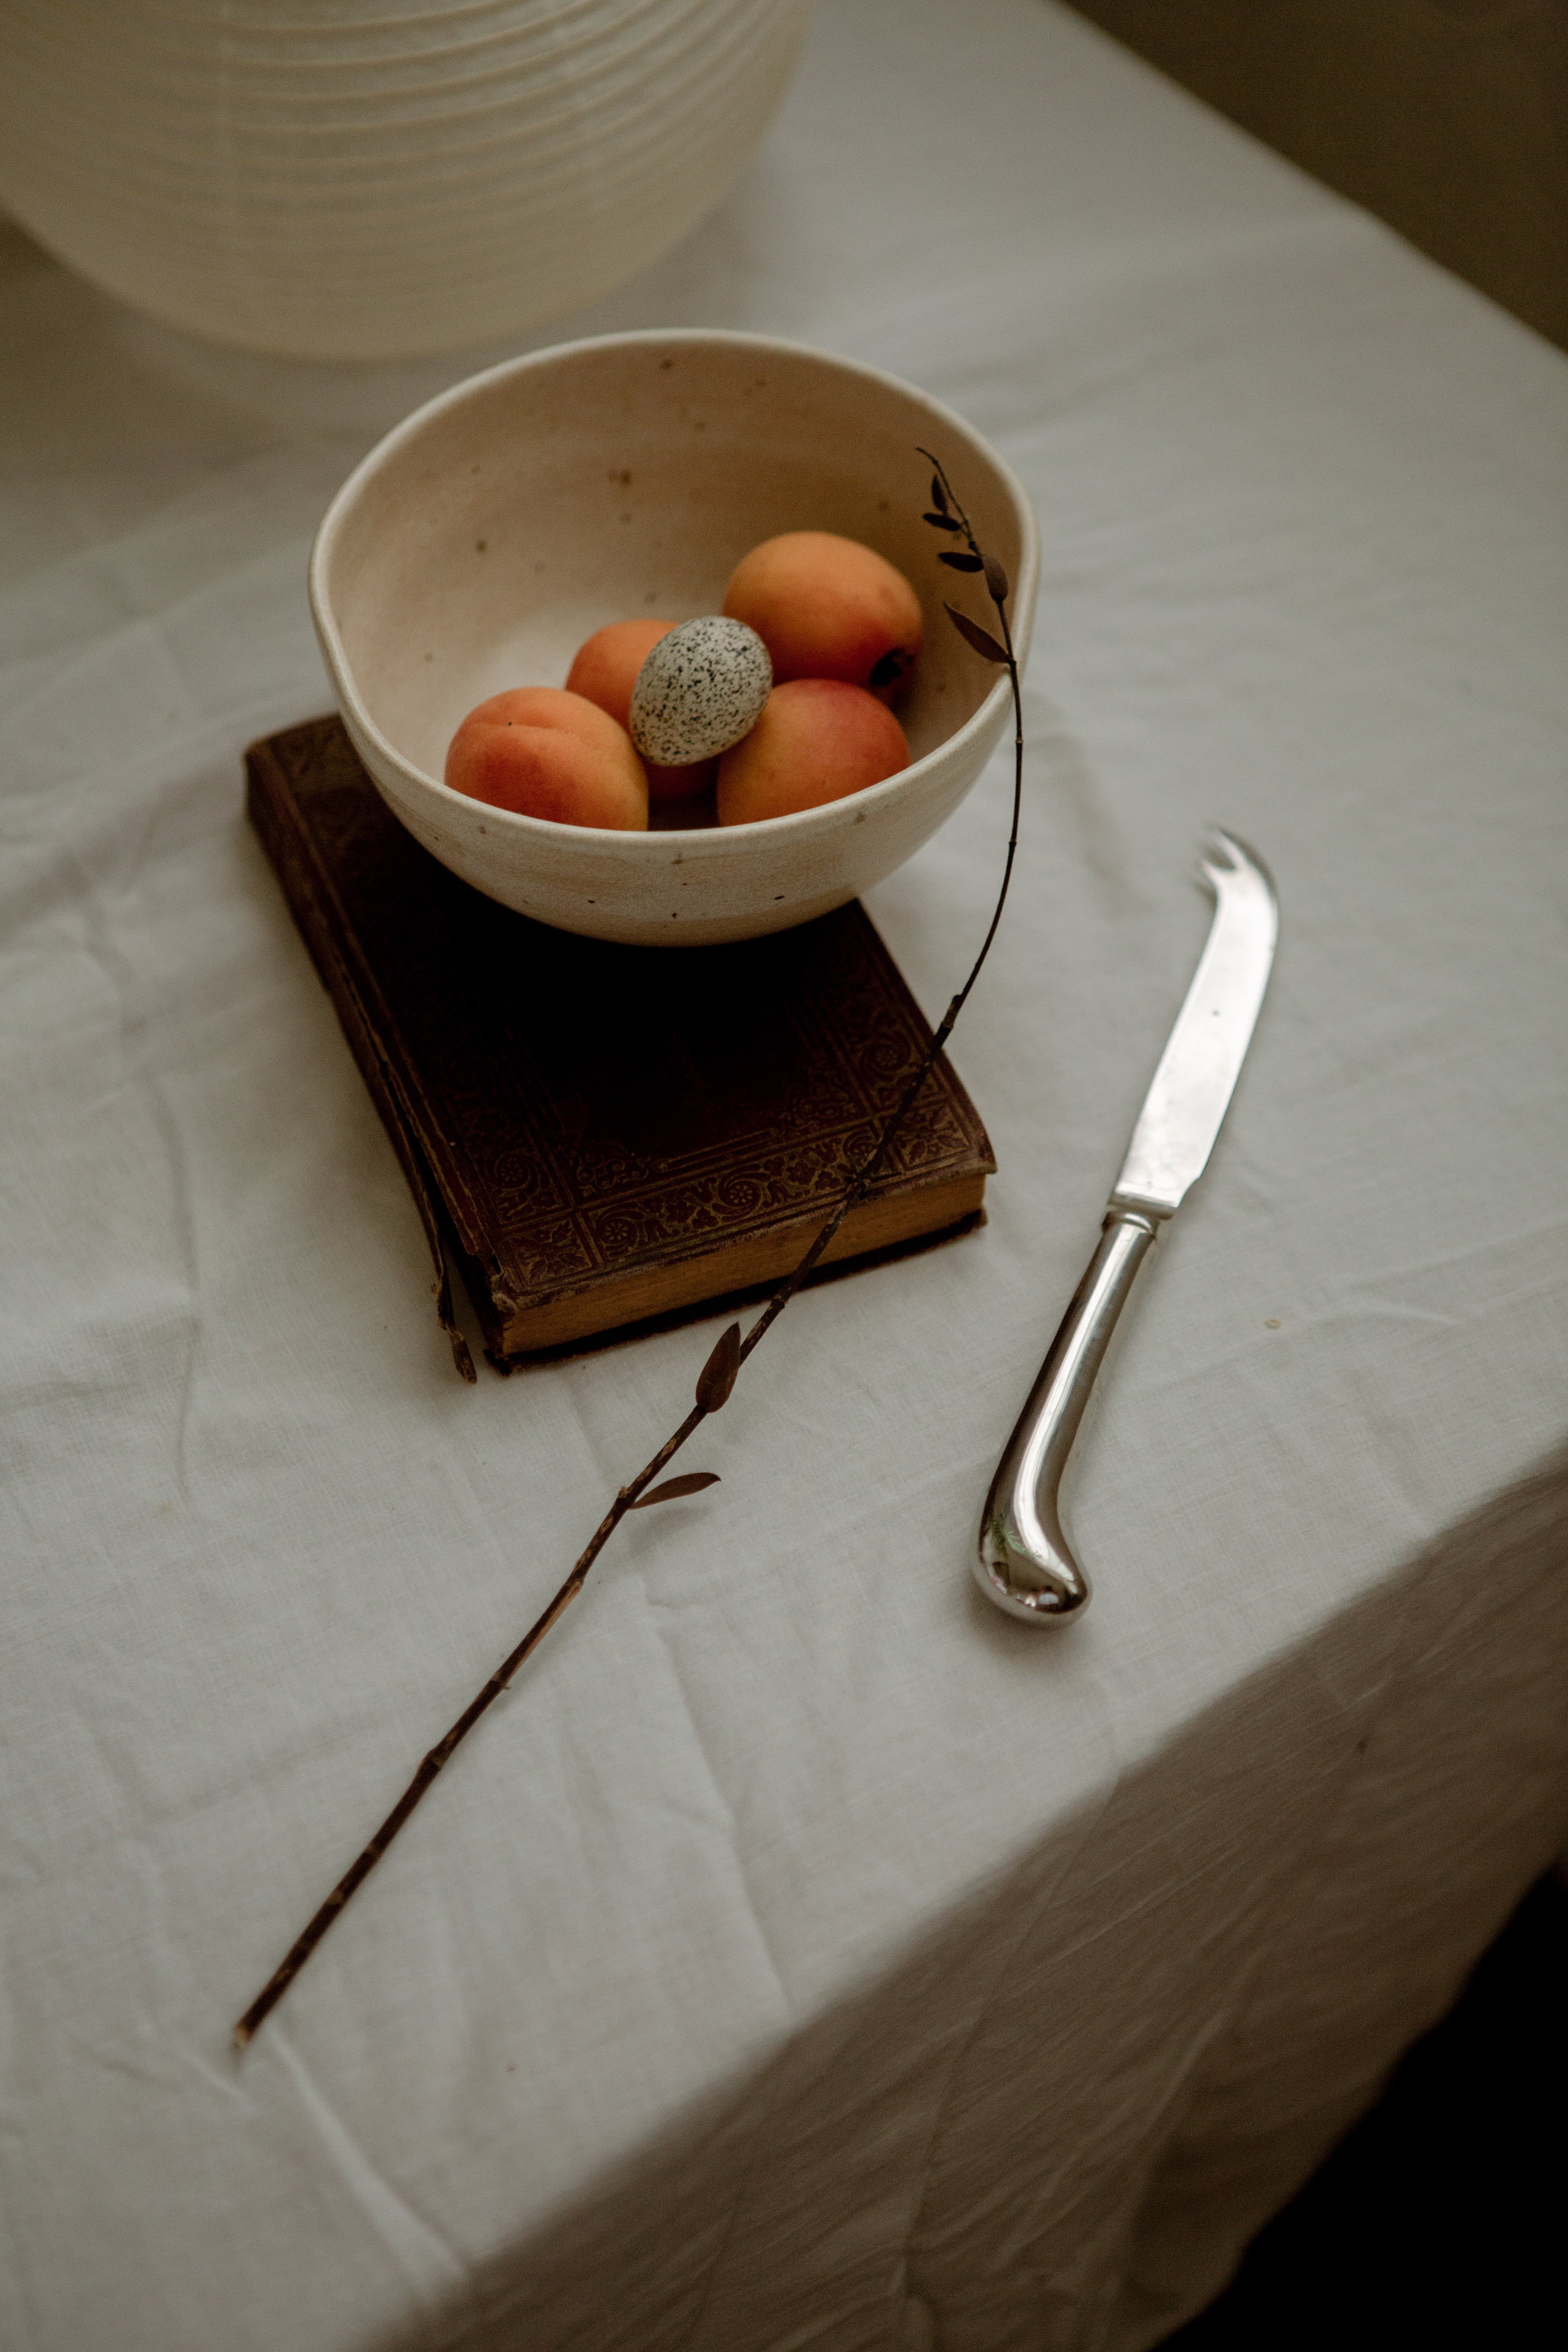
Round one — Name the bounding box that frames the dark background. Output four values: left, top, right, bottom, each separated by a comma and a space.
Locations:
1066, 0, 1568, 349
1161, 1872, 1568, 2344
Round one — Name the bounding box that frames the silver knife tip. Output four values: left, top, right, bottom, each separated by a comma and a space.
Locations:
1197, 829, 1276, 905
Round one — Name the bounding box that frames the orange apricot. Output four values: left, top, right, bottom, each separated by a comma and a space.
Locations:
714, 679, 909, 826
722, 531, 922, 700
565, 618, 714, 801
445, 687, 647, 830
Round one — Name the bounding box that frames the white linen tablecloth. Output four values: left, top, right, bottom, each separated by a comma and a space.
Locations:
3, 4, 1566, 2348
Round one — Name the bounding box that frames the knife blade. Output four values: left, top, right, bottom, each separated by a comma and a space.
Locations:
974, 831, 1278, 1624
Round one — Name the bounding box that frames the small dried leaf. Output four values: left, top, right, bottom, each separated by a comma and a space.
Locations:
695, 1320, 742, 1412
944, 604, 1010, 665
930, 472, 949, 514
939, 550, 984, 573
923, 511, 962, 533
983, 553, 1010, 603
631, 1472, 721, 1509
867, 647, 909, 689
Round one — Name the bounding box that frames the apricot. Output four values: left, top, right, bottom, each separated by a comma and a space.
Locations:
565, 619, 714, 801
715, 679, 909, 826
445, 687, 647, 830
722, 532, 922, 700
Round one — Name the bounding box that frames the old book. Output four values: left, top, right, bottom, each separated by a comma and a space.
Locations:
247, 716, 995, 1372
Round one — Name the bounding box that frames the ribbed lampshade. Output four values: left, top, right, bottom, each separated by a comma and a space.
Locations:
0, 0, 816, 360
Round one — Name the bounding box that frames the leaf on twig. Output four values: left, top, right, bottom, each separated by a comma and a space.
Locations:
631, 1472, 721, 1509
944, 604, 1009, 665
930, 472, 949, 514
983, 553, 1010, 604
939, 550, 983, 573
923, 511, 962, 533
695, 1321, 742, 1411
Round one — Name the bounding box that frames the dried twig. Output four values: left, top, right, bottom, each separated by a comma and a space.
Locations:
233, 457, 1025, 2048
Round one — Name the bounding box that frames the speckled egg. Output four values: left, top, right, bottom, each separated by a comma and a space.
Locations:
628, 615, 772, 766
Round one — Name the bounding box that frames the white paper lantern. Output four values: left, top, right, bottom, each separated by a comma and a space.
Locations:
0, 0, 815, 360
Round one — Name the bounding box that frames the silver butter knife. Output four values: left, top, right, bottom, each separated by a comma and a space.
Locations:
975, 831, 1278, 1625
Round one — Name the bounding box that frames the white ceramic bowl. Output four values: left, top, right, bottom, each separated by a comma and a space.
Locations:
0, 0, 815, 361
310, 329, 1038, 946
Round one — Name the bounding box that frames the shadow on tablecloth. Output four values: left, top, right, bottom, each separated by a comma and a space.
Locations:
367, 1444, 1568, 2352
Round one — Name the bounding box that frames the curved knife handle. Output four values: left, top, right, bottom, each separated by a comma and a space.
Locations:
974, 1209, 1160, 1624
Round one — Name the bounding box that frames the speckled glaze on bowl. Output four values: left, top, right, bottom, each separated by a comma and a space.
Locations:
310, 330, 1038, 946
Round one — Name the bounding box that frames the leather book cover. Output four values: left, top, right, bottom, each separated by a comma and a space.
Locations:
247, 716, 995, 1373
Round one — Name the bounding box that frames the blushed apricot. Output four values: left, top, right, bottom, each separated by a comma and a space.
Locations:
565, 618, 669, 729
715, 679, 909, 826
445, 687, 647, 830
722, 532, 922, 700
565, 618, 714, 801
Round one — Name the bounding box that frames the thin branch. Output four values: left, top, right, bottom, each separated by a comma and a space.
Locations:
233, 1400, 707, 2046
234, 457, 1027, 2049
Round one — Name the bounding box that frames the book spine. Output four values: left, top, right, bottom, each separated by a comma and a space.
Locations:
245, 743, 482, 1378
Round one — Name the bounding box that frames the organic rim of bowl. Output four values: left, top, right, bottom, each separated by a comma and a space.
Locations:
309, 327, 1037, 848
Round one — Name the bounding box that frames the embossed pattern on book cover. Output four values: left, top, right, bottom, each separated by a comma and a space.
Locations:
249, 717, 994, 1340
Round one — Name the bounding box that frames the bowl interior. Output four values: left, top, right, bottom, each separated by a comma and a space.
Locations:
319, 335, 1027, 802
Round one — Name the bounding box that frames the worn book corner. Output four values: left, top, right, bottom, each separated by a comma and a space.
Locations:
247, 715, 995, 1375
